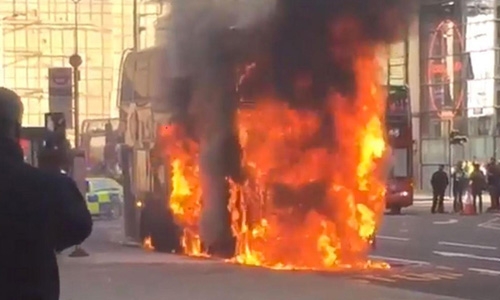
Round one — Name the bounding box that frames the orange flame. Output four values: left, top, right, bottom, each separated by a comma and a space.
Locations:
143, 236, 154, 251
157, 44, 389, 271
159, 126, 205, 257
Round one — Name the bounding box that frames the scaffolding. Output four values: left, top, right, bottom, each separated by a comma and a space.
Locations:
0, 0, 161, 127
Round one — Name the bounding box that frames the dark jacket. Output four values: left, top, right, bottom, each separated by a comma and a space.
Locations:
431, 170, 449, 192
486, 163, 498, 186
0, 138, 92, 300
470, 170, 487, 194
452, 169, 468, 192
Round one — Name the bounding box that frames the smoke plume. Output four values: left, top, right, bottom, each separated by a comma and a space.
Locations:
271, 0, 416, 107
159, 0, 416, 253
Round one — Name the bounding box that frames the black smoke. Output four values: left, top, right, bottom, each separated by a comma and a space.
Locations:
271, 0, 416, 108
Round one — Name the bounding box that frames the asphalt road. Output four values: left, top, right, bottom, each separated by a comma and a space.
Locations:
58, 219, 461, 300
366, 199, 500, 300
58, 201, 500, 300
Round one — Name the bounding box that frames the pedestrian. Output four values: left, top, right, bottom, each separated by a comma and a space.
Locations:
486, 157, 499, 211
470, 163, 487, 213
492, 163, 500, 212
430, 164, 449, 213
0, 87, 92, 300
452, 161, 467, 213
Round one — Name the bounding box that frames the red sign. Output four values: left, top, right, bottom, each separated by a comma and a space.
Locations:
429, 61, 462, 75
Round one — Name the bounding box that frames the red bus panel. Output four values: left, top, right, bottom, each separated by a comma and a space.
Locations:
385, 85, 413, 210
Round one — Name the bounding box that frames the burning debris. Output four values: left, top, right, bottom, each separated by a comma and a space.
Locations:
155, 0, 416, 270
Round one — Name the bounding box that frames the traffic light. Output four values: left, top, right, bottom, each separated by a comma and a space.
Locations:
449, 129, 468, 145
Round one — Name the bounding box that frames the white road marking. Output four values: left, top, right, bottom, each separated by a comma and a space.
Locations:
438, 241, 497, 251
413, 200, 453, 206
468, 268, 500, 276
376, 235, 410, 242
433, 251, 500, 263
369, 255, 430, 266
478, 217, 500, 226
361, 274, 396, 282
433, 219, 458, 225
478, 217, 500, 230
436, 265, 454, 271
480, 224, 500, 230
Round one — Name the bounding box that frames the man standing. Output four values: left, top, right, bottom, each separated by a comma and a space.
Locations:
0, 87, 92, 300
470, 163, 487, 213
486, 157, 499, 211
452, 161, 467, 213
431, 164, 449, 213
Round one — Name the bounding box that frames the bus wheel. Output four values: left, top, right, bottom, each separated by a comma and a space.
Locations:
389, 206, 402, 215
141, 195, 182, 253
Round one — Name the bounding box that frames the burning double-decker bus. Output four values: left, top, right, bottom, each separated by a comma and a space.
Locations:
118, 0, 415, 268
385, 85, 413, 214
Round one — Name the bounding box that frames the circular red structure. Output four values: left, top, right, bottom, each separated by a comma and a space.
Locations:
426, 19, 465, 118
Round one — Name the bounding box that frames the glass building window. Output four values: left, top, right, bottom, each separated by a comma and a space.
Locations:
465, 0, 496, 123
0, 0, 161, 127
419, 0, 498, 138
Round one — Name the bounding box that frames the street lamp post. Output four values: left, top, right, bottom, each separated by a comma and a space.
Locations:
68, 0, 88, 258
69, 0, 82, 148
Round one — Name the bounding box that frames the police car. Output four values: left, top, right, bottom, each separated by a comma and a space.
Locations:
85, 177, 123, 219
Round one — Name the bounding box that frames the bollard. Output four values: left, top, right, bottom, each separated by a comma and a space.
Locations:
68, 245, 89, 257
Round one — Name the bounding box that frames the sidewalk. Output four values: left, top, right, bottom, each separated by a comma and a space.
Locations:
414, 191, 492, 202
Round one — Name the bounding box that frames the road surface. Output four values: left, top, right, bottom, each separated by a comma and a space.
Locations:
58, 200, 499, 300
366, 198, 500, 300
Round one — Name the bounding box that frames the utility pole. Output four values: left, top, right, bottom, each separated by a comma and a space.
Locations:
133, 0, 139, 51
69, 0, 83, 148
68, 0, 88, 258
448, 121, 468, 200
447, 119, 453, 199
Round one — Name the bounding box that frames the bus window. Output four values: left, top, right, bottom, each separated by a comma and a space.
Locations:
387, 87, 409, 115
389, 148, 408, 178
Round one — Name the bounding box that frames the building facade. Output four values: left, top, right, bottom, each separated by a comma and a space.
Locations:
411, 0, 500, 191
4, 0, 500, 191
0, 0, 163, 131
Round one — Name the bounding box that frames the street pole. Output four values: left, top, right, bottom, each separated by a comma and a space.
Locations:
68, 0, 87, 258
494, 105, 498, 160
70, 0, 82, 148
447, 119, 453, 200
133, 0, 139, 51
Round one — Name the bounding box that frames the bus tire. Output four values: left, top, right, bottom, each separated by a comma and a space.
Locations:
389, 206, 402, 215
141, 194, 182, 253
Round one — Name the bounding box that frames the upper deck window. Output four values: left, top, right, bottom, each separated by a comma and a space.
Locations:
386, 86, 410, 116
386, 86, 410, 128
